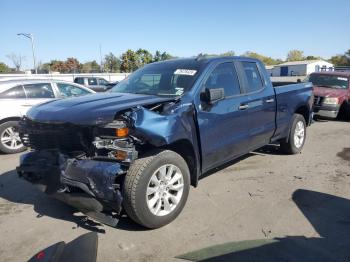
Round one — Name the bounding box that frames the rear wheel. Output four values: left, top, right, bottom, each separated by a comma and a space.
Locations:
123, 150, 190, 229
0, 121, 26, 154
280, 114, 306, 154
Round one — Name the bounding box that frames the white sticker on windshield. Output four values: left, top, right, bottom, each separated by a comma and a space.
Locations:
174, 69, 197, 76
337, 77, 348, 81
175, 87, 184, 95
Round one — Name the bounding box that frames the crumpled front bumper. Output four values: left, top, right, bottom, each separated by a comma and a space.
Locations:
16, 150, 126, 226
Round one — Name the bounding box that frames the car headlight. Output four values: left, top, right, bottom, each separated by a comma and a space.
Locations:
93, 120, 138, 162
96, 120, 129, 138
323, 97, 339, 105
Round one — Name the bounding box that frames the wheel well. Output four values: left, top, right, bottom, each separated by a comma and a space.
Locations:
165, 139, 198, 187
295, 106, 310, 124
0, 117, 21, 126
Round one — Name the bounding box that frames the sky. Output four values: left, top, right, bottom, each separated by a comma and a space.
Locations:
1, 0, 349, 69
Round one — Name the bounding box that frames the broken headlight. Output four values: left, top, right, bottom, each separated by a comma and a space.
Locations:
93, 121, 138, 162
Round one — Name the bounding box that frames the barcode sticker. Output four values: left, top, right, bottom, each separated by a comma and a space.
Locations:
174, 69, 197, 76
338, 77, 348, 81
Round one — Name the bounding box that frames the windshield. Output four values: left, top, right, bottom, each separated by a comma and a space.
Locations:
111, 62, 202, 97
308, 74, 349, 89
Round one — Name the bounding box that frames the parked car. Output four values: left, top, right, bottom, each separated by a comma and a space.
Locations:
17, 57, 313, 228
310, 71, 350, 119
74, 77, 118, 92
0, 79, 95, 154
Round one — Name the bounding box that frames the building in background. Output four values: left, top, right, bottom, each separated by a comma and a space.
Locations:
265, 65, 274, 76
271, 60, 334, 77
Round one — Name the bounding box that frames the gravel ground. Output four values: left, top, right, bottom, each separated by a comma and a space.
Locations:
0, 120, 349, 261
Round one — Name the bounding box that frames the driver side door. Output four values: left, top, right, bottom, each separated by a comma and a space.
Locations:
196, 62, 251, 172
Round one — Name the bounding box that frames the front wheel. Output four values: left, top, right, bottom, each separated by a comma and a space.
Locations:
280, 114, 306, 154
123, 150, 190, 229
0, 121, 26, 154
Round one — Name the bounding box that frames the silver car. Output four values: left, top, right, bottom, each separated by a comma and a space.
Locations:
0, 79, 95, 154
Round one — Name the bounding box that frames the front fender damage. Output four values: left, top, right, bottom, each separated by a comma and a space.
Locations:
122, 103, 201, 185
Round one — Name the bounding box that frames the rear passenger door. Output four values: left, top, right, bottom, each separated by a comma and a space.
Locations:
236, 61, 276, 149
196, 62, 251, 172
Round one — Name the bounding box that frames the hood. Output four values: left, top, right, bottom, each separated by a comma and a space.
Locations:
313, 86, 348, 98
26, 92, 174, 125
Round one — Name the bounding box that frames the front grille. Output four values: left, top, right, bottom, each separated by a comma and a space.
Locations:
20, 118, 93, 153
313, 95, 324, 106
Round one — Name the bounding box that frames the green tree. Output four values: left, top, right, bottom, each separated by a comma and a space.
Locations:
305, 55, 321, 60
286, 50, 304, 61
160, 51, 173, 61
329, 49, 350, 66
136, 49, 153, 67
243, 51, 282, 65
153, 50, 174, 62
103, 53, 120, 72
0, 62, 11, 73
120, 49, 139, 72
329, 55, 349, 66
82, 60, 100, 73
220, 51, 235, 56
153, 51, 162, 62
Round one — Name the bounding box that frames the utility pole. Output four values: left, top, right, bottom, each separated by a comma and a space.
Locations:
17, 33, 37, 74
99, 44, 103, 73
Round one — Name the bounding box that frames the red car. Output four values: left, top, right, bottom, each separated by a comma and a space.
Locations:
310, 71, 350, 119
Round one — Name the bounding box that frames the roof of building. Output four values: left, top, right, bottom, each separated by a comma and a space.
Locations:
274, 60, 333, 67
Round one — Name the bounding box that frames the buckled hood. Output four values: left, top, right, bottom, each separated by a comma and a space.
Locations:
26, 92, 174, 125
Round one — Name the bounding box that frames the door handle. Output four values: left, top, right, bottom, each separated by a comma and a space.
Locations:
238, 104, 249, 110
266, 98, 275, 103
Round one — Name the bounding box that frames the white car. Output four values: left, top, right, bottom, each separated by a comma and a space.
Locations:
0, 79, 95, 154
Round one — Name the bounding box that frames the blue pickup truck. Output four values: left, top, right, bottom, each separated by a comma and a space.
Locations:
17, 56, 313, 228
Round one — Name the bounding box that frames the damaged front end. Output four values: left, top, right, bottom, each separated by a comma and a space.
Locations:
16, 117, 139, 226
17, 150, 126, 226
16, 96, 200, 226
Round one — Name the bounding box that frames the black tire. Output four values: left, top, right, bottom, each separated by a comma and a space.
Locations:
123, 150, 190, 229
0, 121, 26, 154
280, 114, 306, 154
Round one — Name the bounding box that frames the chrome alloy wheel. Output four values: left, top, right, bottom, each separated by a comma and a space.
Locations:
146, 164, 184, 216
294, 121, 305, 148
0, 126, 23, 150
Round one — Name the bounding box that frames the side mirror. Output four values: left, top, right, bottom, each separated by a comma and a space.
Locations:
200, 88, 225, 104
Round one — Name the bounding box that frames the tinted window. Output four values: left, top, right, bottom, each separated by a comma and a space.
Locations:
74, 78, 84, 85
0, 85, 26, 98
24, 83, 55, 98
88, 78, 97, 86
57, 83, 90, 97
308, 74, 348, 89
242, 62, 263, 92
204, 62, 240, 97
98, 78, 108, 85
